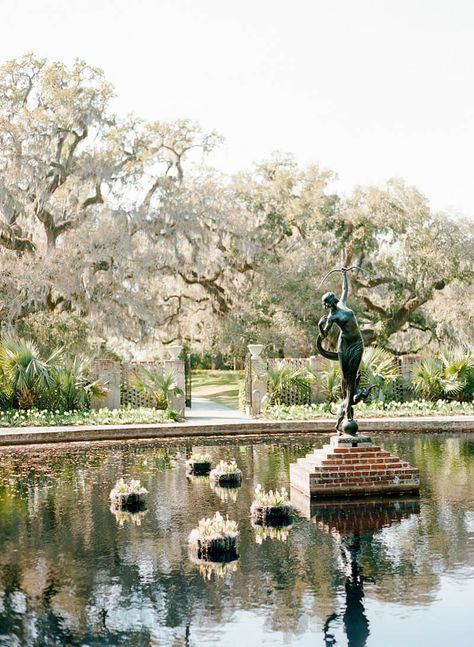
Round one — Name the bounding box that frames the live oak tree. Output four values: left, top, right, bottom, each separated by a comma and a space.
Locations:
1, 55, 472, 355
215, 164, 474, 356
0, 55, 222, 348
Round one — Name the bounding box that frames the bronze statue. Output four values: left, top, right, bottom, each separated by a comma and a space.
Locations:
317, 267, 373, 435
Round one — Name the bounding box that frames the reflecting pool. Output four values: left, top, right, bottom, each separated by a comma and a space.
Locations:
0, 433, 473, 646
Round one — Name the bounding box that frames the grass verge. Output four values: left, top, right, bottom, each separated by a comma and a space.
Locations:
191, 370, 243, 409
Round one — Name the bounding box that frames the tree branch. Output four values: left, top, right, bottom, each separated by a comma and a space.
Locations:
82, 183, 103, 210
360, 295, 389, 318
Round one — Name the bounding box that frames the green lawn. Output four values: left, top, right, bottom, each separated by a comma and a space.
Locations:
191, 370, 243, 409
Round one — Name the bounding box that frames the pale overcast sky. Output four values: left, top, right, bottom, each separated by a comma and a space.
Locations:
2, 0, 474, 214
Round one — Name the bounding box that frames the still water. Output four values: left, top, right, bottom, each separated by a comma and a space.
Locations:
0, 433, 473, 647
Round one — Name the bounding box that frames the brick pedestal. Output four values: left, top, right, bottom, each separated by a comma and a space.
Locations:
290, 434, 419, 498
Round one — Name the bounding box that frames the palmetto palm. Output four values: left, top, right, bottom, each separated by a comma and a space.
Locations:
0, 337, 60, 408
265, 361, 312, 405
360, 346, 400, 401
440, 349, 474, 400
319, 362, 342, 403
413, 350, 474, 401
52, 357, 106, 410
412, 357, 444, 400
132, 368, 183, 409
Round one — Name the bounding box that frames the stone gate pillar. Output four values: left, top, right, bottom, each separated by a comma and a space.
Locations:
90, 359, 121, 410
247, 344, 266, 417
164, 345, 185, 417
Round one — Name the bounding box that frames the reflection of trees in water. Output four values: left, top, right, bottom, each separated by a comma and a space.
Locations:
0, 436, 472, 644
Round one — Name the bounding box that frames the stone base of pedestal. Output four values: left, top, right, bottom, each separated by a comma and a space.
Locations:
290, 434, 419, 498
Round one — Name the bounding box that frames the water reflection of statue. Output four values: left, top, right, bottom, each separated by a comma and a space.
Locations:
317, 267, 373, 434
323, 534, 370, 647
307, 496, 420, 647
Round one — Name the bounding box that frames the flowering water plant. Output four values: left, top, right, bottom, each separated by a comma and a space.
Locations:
251, 484, 293, 523
252, 484, 290, 507
110, 478, 148, 497
193, 511, 239, 539
211, 459, 239, 475
209, 459, 242, 485
109, 478, 148, 511
189, 453, 212, 463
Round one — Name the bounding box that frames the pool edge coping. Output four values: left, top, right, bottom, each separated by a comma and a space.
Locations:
0, 415, 473, 446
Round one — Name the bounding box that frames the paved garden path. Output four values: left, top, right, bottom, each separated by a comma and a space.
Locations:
185, 396, 249, 424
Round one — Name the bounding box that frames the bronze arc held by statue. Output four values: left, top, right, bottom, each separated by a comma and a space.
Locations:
316, 266, 373, 435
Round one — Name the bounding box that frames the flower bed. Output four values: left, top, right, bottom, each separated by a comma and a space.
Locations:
109, 478, 148, 511
250, 484, 293, 523
209, 459, 242, 486
263, 400, 474, 420
189, 511, 239, 557
0, 406, 175, 427
186, 453, 212, 476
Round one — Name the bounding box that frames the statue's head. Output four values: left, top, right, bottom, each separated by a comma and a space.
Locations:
322, 291, 338, 309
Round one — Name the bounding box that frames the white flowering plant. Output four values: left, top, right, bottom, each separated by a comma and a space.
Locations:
110, 478, 148, 497
252, 484, 289, 507
190, 453, 212, 463
193, 511, 239, 539
211, 459, 239, 475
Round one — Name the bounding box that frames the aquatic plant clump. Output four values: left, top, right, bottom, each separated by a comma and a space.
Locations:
109, 478, 148, 510
186, 453, 212, 476
189, 511, 239, 556
209, 459, 242, 485
251, 484, 293, 523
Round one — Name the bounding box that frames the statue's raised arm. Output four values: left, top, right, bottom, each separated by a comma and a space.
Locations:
340, 267, 349, 305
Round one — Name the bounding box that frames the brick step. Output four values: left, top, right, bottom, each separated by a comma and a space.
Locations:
321, 456, 404, 466
330, 450, 391, 459
312, 467, 418, 478
319, 463, 407, 473
332, 446, 382, 454
310, 482, 420, 493
319, 460, 408, 469
311, 473, 419, 484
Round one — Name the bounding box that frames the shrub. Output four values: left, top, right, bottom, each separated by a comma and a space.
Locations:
51, 357, 106, 410
0, 337, 60, 409
264, 361, 312, 406
131, 368, 183, 409
413, 350, 474, 401
359, 346, 400, 402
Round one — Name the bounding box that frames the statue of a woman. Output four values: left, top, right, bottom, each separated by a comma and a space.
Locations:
317, 268, 371, 434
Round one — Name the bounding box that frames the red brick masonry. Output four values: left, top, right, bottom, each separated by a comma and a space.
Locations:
290, 434, 420, 497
